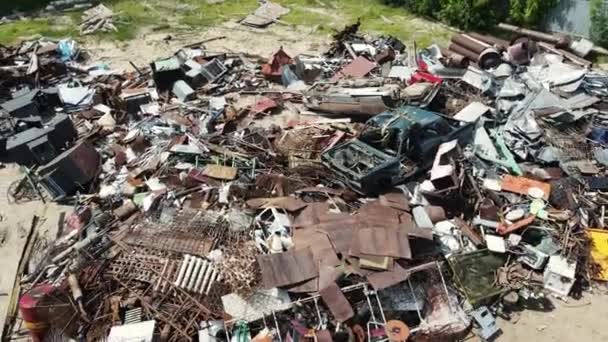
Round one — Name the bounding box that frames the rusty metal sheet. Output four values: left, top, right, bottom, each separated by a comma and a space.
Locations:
357, 202, 402, 225
319, 282, 354, 321
379, 192, 410, 212
246, 197, 307, 212
316, 217, 359, 254
251, 97, 279, 114
285, 276, 318, 293
257, 247, 318, 288
367, 263, 411, 290
330, 56, 377, 81
501, 175, 551, 200
293, 228, 340, 266
318, 265, 342, 290
293, 202, 331, 227
355, 227, 412, 259
203, 164, 238, 180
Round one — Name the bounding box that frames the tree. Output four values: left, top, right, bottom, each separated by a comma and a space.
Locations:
509, 0, 558, 26
591, 0, 608, 48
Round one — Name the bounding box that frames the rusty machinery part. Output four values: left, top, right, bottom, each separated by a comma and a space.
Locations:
478, 48, 502, 70
385, 320, 410, 342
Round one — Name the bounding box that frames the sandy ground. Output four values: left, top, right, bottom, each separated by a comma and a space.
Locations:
85, 21, 331, 72
495, 291, 608, 341
0, 165, 71, 338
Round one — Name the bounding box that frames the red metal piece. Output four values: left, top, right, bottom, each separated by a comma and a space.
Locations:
331, 56, 377, 82
19, 283, 56, 342
251, 97, 279, 115
410, 71, 443, 85
261, 48, 293, 81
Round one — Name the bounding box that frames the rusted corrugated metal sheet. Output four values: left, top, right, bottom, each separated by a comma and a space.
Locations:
256, 247, 318, 288
354, 227, 412, 259
330, 56, 376, 82
319, 282, 354, 321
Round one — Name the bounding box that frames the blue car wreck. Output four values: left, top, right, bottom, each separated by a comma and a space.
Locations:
321, 105, 474, 194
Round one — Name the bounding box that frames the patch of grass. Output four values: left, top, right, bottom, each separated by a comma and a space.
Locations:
1, 0, 453, 47
178, 0, 258, 27
0, 19, 76, 44
274, 0, 452, 45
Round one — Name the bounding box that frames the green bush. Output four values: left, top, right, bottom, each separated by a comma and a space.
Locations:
383, 0, 555, 30
439, 0, 501, 30
591, 0, 608, 48
509, 0, 558, 26
381, 0, 440, 18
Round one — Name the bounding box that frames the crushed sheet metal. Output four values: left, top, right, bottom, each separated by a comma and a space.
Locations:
256, 247, 318, 288
367, 262, 411, 290
330, 56, 377, 82
319, 282, 355, 321
453, 102, 491, 122
293, 228, 341, 266
352, 227, 412, 259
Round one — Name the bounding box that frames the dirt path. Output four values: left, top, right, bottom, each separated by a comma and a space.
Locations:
0, 166, 71, 337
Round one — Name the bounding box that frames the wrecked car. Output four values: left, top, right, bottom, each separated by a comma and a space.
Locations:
322, 105, 473, 194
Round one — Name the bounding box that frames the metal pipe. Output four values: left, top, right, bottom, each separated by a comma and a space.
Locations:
181, 255, 196, 288
204, 267, 218, 295
497, 23, 560, 44
197, 261, 213, 293
448, 43, 480, 62
160, 261, 173, 293
174, 255, 191, 287
52, 232, 101, 264
440, 48, 470, 68
200, 264, 216, 294
467, 32, 509, 50
155, 259, 169, 292
193, 260, 209, 293
451, 34, 487, 54
187, 258, 203, 291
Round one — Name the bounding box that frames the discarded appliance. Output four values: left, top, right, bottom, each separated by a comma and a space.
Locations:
37, 142, 101, 200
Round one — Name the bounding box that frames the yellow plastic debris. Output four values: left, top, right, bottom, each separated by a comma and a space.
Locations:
587, 229, 608, 281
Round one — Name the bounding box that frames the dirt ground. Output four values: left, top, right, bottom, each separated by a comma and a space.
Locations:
85, 21, 330, 72
0, 165, 71, 338
1, 19, 607, 342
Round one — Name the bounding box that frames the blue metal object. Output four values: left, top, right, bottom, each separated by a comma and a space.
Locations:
471, 306, 500, 341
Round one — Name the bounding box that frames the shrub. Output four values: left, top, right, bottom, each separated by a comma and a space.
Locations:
591, 0, 608, 48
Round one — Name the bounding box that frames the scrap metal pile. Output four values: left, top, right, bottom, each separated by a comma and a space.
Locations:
3, 21, 608, 342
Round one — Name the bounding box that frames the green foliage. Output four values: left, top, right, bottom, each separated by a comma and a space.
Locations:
382, 0, 440, 17
591, 0, 608, 48
438, 0, 502, 30
384, 0, 554, 30
509, 0, 558, 26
